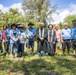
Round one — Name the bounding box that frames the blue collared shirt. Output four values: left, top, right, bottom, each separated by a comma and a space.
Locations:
10, 29, 19, 43
0, 31, 2, 36
26, 27, 36, 42
6, 28, 11, 42
71, 26, 76, 40
62, 28, 71, 40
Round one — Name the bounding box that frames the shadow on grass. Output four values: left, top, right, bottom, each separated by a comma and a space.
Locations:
53, 56, 76, 75
0, 58, 59, 75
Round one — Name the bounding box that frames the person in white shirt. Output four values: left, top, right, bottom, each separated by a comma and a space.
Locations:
18, 25, 26, 57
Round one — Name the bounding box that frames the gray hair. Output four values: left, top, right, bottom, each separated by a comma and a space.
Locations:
64, 22, 69, 26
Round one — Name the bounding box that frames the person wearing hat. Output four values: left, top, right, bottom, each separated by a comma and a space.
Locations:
71, 20, 76, 57
17, 25, 26, 57
5, 24, 11, 56
47, 24, 56, 56
10, 23, 19, 59
16, 23, 21, 32
61, 22, 71, 55
26, 22, 36, 55
36, 22, 47, 57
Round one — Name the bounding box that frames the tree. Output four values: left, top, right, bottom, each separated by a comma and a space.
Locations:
0, 8, 23, 30
64, 15, 76, 28
58, 22, 64, 29
22, 0, 56, 25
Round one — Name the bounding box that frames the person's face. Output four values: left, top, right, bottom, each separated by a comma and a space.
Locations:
3, 26, 7, 30
19, 28, 23, 31
72, 21, 76, 26
40, 24, 44, 28
29, 25, 33, 28
49, 25, 53, 30
8, 25, 11, 29
55, 26, 59, 30
64, 24, 68, 28
12, 26, 16, 30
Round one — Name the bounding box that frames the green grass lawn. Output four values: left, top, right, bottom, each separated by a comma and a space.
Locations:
0, 42, 76, 75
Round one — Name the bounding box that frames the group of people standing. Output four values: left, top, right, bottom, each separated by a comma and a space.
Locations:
0, 24, 25, 59
0, 19, 76, 59
36, 20, 76, 57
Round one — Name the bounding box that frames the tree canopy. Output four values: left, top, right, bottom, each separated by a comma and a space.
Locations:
22, 0, 56, 25
0, 0, 76, 30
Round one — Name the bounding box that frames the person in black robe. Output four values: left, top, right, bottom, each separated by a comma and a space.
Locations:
47, 24, 56, 56
36, 23, 47, 57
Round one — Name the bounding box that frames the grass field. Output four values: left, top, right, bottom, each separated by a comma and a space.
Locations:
0, 42, 76, 75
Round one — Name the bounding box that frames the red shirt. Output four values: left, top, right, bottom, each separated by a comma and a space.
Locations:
2, 30, 6, 41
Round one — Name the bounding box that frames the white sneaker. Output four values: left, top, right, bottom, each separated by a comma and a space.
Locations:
6, 54, 8, 56
15, 57, 18, 61
10, 57, 14, 60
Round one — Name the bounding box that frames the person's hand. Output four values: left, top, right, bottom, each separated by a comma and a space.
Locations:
53, 41, 55, 44
27, 35, 29, 38
70, 40, 71, 43
14, 39, 17, 42
14, 39, 18, 42
41, 38, 44, 41
61, 40, 63, 43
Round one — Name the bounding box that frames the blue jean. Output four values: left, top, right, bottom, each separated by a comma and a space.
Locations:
10, 43, 18, 54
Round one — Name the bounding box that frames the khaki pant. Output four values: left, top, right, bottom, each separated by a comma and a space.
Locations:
2, 42, 6, 53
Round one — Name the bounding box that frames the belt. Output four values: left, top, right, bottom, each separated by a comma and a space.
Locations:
63, 39, 70, 41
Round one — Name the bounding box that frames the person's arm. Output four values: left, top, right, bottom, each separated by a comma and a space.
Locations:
60, 30, 63, 43
33, 28, 36, 37
15, 35, 19, 42
15, 31, 21, 42
0, 32, 2, 40
24, 33, 26, 45
26, 29, 29, 38
44, 29, 48, 40
53, 31, 56, 44
36, 28, 41, 41
59, 30, 62, 43
10, 30, 16, 42
10, 35, 16, 42
36, 29, 39, 38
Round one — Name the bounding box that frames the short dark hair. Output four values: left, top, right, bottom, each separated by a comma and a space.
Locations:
48, 24, 53, 28
72, 20, 76, 22
11, 23, 17, 28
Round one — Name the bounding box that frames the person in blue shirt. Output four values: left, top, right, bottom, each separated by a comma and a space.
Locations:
0, 31, 2, 38
10, 23, 19, 59
61, 22, 71, 55
71, 20, 76, 57
0, 31, 3, 53
26, 22, 36, 55
5, 24, 11, 56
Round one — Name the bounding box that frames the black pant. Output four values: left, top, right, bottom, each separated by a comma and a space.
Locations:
6, 41, 10, 52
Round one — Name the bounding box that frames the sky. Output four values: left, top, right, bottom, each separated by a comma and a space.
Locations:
0, 0, 76, 24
